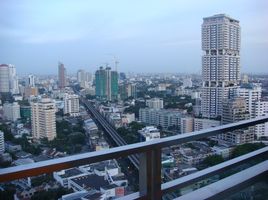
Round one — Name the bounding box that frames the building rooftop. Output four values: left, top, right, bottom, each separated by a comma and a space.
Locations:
59, 168, 84, 178
71, 174, 109, 190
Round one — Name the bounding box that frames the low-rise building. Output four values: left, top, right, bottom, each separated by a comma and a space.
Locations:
138, 126, 160, 141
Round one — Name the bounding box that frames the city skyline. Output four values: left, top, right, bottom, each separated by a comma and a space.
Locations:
1, 0, 268, 75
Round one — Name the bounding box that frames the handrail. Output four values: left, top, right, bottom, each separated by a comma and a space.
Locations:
0, 116, 268, 200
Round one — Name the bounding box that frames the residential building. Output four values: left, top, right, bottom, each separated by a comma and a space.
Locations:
201, 14, 241, 118
146, 98, 163, 109
95, 66, 118, 101
253, 101, 268, 138
219, 97, 254, 145
31, 98, 56, 141
58, 62, 66, 89
181, 117, 194, 133
64, 94, 80, 116
27, 74, 35, 87
194, 118, 220, 131
8, 64, 19, 94
3, 102, 21, 121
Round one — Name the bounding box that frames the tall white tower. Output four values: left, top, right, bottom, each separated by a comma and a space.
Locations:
201, 14, 241, 118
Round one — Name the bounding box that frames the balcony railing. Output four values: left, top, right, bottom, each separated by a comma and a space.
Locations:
0, 116, 268, 200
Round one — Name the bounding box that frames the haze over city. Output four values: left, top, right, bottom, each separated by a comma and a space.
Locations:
1, 0, 268, 75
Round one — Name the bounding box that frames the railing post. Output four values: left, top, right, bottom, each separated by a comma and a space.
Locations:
139, 148, 162, 200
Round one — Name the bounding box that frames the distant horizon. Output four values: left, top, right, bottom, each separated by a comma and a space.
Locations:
1, 0, 268, 74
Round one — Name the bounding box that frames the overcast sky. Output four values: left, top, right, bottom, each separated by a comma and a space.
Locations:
0, 0, 267, 75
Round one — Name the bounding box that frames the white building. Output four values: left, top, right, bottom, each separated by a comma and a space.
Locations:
0, 64, 10, 93
254, 101, 268, 138
0, 131, 5, 153
31, 98, 56, 141
8, 65, 19, 94
146, 98, 163, 109
3, 102, 21, 121
27, 74, 35, 87
64, 94, 80, 116
138, 126, 160, 141
237, 84, 262, 118
201, 14, 241, 118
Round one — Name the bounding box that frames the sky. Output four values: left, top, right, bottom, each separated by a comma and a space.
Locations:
0, 0, 267, 75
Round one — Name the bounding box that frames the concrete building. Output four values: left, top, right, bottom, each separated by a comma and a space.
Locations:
138, 126, 160, 141
0, 64, 9, 93
58, 62, 67, 89
139, 108, 183, 130
0, 131, 5, 153
253, 101, 268, 138
3, 102, 21, 121
119, 83, 137, 100
64, 94, 80, 116
26, 74, 35, 87
194, 118, 220, 131
237, 84, 262, 118
219, 97, 254, 145
201, 14, 241, 118
0, 64, 19, 94
146, 98, 163, 109
183, 77, 193, 88
77, 69, 92, 89
181, 117, 194, 133
95, 66, 118, 101
31, 98, 56, 141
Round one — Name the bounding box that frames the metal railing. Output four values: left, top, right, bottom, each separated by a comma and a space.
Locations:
0, 116, 268, 200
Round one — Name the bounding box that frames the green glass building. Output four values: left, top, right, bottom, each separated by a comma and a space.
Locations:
95, 67, 118, 101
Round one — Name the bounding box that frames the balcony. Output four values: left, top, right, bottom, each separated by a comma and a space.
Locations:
0, 116, 268, 200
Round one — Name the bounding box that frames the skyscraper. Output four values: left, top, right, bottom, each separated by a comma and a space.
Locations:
201, 14, 241, 118
64, 93, 80, 116
0, 64, 19, 94
95, 66, 118, 101
0, 64, 9, 93
58, 62, 66, 89
31, 98, 56, 141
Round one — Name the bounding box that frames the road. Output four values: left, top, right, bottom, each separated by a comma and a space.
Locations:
80, 97, 140, 169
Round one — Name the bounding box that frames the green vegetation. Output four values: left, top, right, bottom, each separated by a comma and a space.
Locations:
42, 119, 86, 154
0, 124, 14, 141
117, 121, 145, 144
31, 174, 54, 187
232, 143, 265, 158
13, 135, 41, 155
202, 155, 224, 167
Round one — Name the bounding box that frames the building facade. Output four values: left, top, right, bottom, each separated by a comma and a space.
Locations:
31, 98, 57, 141
0, 131, 4, 153
219, 97, 254, 145
3, 102, 21, 122
0, 64, 19, 94
58, 62, 66, 89
201, 14, 241, 118
64, 94, 80, 116
95, 67, 118, 101
146, 98, 164, 109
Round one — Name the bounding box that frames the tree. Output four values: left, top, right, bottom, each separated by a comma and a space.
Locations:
232, 143, 265, 158
203, 155, 224, 167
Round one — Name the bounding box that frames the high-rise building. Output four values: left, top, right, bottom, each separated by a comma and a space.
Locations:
0, 64, 19, 94
8, 65, 19, 94
146, 98, 164, 109
27, 74, 35, 87
31, 98, 56, 141
201, 14, 241, 118
58, 62, 66, 89
237, 84, 262, 118
77, 69, 92, 89
219, 97, 254, 145
0, 131, 5, 153
0, 64, 9, 93
119, 83, 137, 100
181, 117, 194, 133
95, 67, 118, 101
64, 94, 80, 116
3, 102, 21, 122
